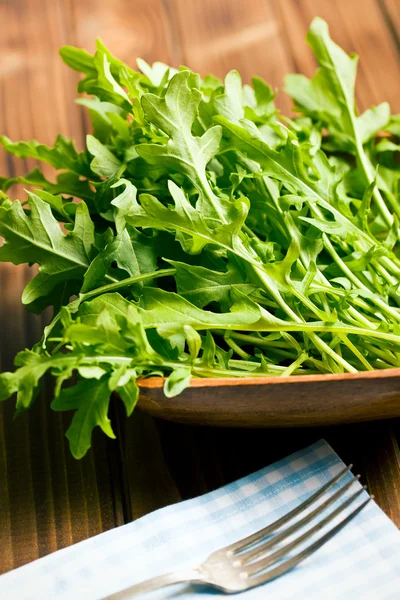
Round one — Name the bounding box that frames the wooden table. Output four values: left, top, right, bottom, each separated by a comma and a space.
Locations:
1, 0, 400, 575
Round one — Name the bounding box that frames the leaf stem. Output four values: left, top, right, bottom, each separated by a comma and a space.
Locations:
80, 268, 176, 301
280, 352, 309, 377
322, 234, 400, 322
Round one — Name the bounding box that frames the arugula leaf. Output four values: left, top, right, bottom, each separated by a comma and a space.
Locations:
164, 367, 192, 397
113, 179, 249, 256
0, 194, 96, 310
78, 98, 130, 147
170, 259, 256, 309
137, 71, 225, 220
139, 287, 261, 335
87, 134, 123, 178
137, 57, 177, 88
59, 45, 96, 77
81, 229, 140, 293
357, 103, 391, 143
0, 134, 91, 177
51, 377, 116, 459
284, 17, 393, 226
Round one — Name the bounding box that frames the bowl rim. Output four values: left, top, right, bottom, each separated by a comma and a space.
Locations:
137, 366, 400, 389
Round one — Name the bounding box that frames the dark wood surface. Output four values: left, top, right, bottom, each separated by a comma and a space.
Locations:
1, 0, 400, 575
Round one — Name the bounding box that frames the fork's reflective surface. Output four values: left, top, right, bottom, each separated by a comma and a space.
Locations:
106, 466, 371, 598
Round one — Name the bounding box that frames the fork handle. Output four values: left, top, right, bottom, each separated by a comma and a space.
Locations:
105, 567, 205, 598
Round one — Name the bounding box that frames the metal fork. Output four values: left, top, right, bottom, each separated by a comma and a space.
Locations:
106, 465, 370, 598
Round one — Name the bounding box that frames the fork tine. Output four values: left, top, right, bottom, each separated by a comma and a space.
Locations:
239, 475, 360, 564
227, 464, 352, 555
249, 496, 371, 587
246, 488, 368, 577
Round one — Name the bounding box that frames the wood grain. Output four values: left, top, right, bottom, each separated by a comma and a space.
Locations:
359, 423, 400, 524
72, 0, 176, 65
0, 0, 124, 575
380, 0, 400, 53
116, 410, 182, 521
1, 0, 400, 576
172, 0, 294, 113
0, 264, 125, 573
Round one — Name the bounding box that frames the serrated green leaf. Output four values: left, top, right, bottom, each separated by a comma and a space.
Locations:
139, 287, 261, 335
60, 46, 96, 76
357, 103, 390, 143
87, 134, 122, 178
284, 16, 393, 226
164, 366, 192, 398
137, 71, 225, 219
170, 259, 256, 309
81, 229, 140, 293
0, 134, 91, 177
52, 377, 115, 459
137, 57, 177, 88
0, 195, 96, 309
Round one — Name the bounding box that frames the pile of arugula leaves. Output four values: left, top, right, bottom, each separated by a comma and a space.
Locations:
1, 18, 400, 458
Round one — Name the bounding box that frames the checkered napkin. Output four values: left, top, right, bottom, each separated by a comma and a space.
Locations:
1, 440, 400, 600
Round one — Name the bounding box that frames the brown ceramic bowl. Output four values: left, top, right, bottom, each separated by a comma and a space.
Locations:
137, 369, 400, 427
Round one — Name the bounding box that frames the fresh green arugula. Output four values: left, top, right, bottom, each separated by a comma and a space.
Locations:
1, 18, 400, 458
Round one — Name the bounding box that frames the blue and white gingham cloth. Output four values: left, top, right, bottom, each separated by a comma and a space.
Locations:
1, 439, 400, 599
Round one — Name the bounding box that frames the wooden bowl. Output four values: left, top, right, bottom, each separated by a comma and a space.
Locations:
137, 369, 400, 427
